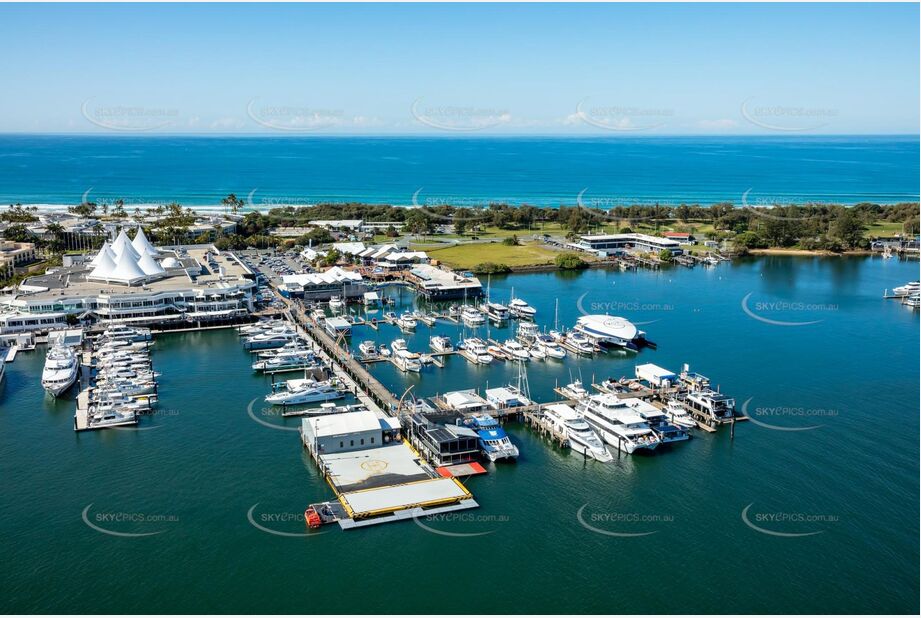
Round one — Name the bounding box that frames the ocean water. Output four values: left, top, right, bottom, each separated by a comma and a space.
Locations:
0, 135, 918, 208
0, 256, 918, 614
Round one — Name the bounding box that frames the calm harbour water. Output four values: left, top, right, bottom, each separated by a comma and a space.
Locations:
0, 256, 918, 614
0, 135, 918, 207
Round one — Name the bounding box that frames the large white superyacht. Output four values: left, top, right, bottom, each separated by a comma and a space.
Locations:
41, 345, 79, 397
576, 393, 661, 454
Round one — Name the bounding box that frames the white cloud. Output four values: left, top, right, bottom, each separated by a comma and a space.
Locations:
697, 118, 738, 130
211, 117, 245, 130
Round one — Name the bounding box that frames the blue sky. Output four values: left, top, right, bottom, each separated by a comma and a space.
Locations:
0, 3, 917, 135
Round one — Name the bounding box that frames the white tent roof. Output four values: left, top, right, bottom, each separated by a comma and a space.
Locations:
88, 249, 117, 279
90, 242, 115, 266
108, 250, 147, 284
131, 226, 158, 256
137, 251, 166, 276
111, 229, 140, 260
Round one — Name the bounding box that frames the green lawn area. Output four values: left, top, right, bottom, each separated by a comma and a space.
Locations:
426, 241, 561, 269
864, 221, 906, 237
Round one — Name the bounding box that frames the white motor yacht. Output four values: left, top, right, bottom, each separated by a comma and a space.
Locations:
461, 306, 486, 326
516, 322, 540, 344
501, 339, 530, 361
558, 379, 588, 400
665, 399, 698, 430
508, 298, 537, 319
397, 313, 417, 331
566, 331, 596, 355
577, 394, 661, 454
358, 341, 378, 357
461, 338, 493, 364
429, 335, 454, 352
265, 378, 344, 406
893, 281, 920, 296
535, 334, 566, 359
328, 296, 345, 311
484, 302, 510, 323
393, 349, 422, 372
243, 330, 298, 350
41, 345, 79, 397
543, 404, 613, 462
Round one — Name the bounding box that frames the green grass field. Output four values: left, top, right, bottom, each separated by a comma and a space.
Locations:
426, 241, 561, 269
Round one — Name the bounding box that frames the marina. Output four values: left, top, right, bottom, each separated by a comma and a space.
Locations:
0, 254, 918, 613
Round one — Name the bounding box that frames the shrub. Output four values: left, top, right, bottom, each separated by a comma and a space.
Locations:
555, 253, 588, 270
472, 262, 511, 274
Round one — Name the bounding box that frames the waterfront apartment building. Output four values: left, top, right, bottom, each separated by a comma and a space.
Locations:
0, 241, 36, 278
570, 233, 684, 256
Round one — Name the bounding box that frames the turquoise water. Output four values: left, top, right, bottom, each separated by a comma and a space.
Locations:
0, 135, 918, 206
0, 256, 918, 613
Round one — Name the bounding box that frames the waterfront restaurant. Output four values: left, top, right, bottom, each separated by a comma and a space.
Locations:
406, 264, 483, 300
570, 233, 684, 257
277, 266, 367, 301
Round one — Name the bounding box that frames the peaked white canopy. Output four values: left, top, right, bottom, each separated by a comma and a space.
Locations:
108, 250, 148, 285
131, 226, 158, 257
88, 249, 117, 279
90, 242, 116, 267
111, 229, 140, 261
137, 251, 166, 277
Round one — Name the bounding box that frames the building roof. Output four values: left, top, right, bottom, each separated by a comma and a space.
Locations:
281, 266, 363, 288
333, 242, 366, 256
304, 409, 382, 438
444, 389, 489, 411
635, 363, 677, 380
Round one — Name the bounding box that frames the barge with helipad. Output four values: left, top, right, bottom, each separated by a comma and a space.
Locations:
300, 409, 478, 529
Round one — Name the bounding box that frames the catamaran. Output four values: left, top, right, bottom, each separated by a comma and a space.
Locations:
462, 413, 519, 461
543, 403, 613, 462
573, 314, 641, 350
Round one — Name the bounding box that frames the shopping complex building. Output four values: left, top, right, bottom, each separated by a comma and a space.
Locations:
0, 228, 256, 334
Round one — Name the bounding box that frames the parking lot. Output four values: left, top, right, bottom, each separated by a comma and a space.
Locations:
235, 249, 315, 310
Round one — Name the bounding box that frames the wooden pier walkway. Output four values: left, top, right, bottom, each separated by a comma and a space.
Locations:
282, 298, 399, 414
